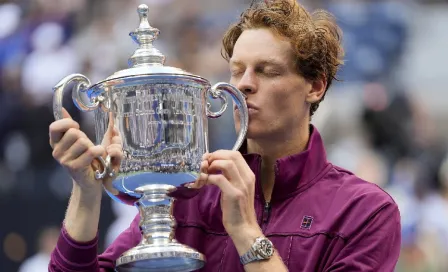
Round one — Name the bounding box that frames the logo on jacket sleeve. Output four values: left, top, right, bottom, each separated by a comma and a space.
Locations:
301, 216, 313, 230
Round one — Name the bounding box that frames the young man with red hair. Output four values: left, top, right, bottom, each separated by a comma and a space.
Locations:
48, 0, 401, 271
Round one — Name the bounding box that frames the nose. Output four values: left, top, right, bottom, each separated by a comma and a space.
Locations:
236, 70, 257, 95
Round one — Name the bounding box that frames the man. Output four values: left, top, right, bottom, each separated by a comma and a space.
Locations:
48, 0, 401, 271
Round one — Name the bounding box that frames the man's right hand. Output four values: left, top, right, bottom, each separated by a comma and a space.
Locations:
49, 108, 122, 194
49, 108, 123, 242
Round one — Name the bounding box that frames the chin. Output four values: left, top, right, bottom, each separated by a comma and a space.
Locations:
246, 131, 271, 140
235, 124, 267, 140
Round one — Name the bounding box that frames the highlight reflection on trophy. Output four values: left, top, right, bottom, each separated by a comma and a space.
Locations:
52, 4, 248, 272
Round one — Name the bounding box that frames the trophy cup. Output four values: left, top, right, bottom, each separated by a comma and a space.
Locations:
52, 4, 248, 272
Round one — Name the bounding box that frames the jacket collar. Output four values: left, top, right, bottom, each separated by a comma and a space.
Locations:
240, 125, 329, 202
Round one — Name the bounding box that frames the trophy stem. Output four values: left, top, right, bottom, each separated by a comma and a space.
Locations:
136, 186, 176, 246
115, 184, 205, 271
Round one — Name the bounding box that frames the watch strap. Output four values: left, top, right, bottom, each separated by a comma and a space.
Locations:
240, 247, 260, 265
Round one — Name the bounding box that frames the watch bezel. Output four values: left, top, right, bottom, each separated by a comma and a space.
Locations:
253, 237, 274, 259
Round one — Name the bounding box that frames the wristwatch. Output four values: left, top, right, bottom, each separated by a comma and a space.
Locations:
239, 236, 274, 265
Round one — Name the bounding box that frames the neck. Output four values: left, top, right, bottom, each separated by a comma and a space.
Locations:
246, 123, 310, 202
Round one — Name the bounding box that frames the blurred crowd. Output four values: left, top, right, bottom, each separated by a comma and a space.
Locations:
1, 0, 448, 271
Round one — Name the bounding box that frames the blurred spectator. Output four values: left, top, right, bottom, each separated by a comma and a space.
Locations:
104, 201, 138, 248
18, 226, 60, 272
21, 21, 80, 107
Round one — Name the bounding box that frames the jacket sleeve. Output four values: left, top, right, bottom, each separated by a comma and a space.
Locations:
324, 203, 401, 272
49, 214, 141, 272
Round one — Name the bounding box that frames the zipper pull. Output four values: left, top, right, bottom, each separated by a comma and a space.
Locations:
263, 202, 271, 223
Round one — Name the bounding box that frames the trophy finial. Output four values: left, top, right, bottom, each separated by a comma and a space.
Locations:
138, 4, 149, 13
137, 4, 150, 29
128, 4, 165, 67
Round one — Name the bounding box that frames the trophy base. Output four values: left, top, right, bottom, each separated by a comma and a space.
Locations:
115, 241, 205, 272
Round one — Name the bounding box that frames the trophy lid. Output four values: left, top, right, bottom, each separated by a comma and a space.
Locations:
103, 4, 196, 82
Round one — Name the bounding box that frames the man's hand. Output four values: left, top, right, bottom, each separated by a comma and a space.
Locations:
49, 108, 122, 194
193, 150, 288, 271
193, 150, 260, 237
49, 108, 123, 242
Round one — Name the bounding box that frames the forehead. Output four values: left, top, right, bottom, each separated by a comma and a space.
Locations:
230, 28, 294, 66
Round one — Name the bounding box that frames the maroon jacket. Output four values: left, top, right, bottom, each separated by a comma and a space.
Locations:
49, 126, 401, 271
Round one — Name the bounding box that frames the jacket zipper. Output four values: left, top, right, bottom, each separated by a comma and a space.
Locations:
260, 161, 278, 232
261, 201, 271, 232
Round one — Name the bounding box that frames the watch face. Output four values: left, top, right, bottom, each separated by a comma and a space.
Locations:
255, 238, 274, 259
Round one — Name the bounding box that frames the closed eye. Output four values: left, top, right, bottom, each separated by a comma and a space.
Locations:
264, 69, 282, 76
255, 67, 283, 77
230, 69, 244, 77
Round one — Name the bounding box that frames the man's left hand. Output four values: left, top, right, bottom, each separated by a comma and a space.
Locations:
193, 150, 261, 237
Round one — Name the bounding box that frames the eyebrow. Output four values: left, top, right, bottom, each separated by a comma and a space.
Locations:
230, 58, 285, 67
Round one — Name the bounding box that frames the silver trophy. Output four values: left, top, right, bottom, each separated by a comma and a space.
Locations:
52, 4, 248, 272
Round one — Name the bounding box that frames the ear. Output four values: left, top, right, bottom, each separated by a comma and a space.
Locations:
305, 77, 327, 104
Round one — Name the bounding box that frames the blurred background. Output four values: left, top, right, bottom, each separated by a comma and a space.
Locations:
0, 0, 447, 271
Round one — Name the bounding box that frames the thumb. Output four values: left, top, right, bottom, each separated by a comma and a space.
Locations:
102, 112, 115, 146
104, 112, 115, 136
61, 107, 72, 119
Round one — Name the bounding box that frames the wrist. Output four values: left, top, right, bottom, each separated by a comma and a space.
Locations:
70, 182, 103, 216
65, 181, 102, 242
229, 225, 264, 256
72, 180, 103, 203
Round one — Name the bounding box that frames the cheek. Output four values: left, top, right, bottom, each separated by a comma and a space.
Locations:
268, 87, 296, 111
267, 87, 305, 121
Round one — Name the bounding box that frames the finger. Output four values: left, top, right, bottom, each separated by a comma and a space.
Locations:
107, 144, 123, 166
208, 159, 242, 183
52, 128, 87, 159
209, 150, 256, 185
68, 145, 105, 171
207, 174, 239, 196
200, 159, 209, 173
61, 107, 72, 119
106, 143, 123, 159
104, 112, 115, 138
112, 126, 120, 136
188, 159, 209, 189
60, 137, 94, 162
188, 172, 208, 189
49, 119, 80, 145
106, 143, 123, 173
202, 152, 210, 161
198, 172, 209, 186
208, 150, 248, 173
111, 133, 122, 146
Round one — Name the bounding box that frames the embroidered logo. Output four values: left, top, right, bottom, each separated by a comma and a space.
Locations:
301, 216, 313, 230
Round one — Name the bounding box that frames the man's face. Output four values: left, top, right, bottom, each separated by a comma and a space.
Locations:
230, 28, 313, 140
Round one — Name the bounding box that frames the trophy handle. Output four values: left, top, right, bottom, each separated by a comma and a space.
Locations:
52, 74, 113, 180
206, 82, 249, 151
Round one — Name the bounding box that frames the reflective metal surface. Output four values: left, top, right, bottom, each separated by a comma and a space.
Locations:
98, 76, 210, 204
116, 186, 206, 271
52, 3, 249, 271
117, 243, 205, 272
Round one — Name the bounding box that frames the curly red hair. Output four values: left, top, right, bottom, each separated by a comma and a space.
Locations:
222, 0, 344, 116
